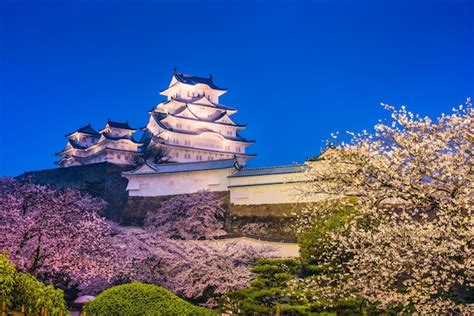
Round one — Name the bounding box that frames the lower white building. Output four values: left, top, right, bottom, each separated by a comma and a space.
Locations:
123, 159, 239, 196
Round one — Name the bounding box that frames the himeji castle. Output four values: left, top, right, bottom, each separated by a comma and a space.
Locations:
141, 70, 255, 165
56, 70, 255, 167
56, 69, 325, 206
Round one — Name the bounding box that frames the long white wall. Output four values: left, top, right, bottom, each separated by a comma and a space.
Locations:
126, 168, 234, 196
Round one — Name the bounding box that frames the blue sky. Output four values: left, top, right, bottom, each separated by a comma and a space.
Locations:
1, 0, 472, 176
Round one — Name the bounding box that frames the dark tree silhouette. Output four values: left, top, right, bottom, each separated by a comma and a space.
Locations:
132, 144, 171, 166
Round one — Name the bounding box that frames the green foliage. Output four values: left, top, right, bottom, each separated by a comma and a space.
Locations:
0, 252, 15, 304
0, 252, 67, 314
298, 200, 356, 265
220, 259, 309, 315
220, 200, 365, 315
84, 282, 215, 316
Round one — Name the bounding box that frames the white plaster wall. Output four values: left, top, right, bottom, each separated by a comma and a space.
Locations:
229, 173, 306, 187
230, 183, 305, 205
125, 168, 234, 197
229, 172, 322, 205
168, 147, 235, 163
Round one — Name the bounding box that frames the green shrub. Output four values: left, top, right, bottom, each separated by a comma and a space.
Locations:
84, 282, 215, 315
0, 252, 67, 314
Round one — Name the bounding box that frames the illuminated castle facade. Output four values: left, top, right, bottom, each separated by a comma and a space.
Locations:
56, 71, 255, 167
142, 71, 255, 165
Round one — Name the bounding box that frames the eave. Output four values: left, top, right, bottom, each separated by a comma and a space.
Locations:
154, 120, 255, 144
164, 112, 246, 129
159, 142, 257, 158
161, 98, 237, 114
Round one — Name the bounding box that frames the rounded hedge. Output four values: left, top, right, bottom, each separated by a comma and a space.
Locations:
84, 283, 215, 315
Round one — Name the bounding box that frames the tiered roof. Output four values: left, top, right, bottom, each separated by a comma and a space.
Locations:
160, 71, 227, 93
105, 119, 137, 131
101, 132, 141, 144
161, 97, 237, 114
67, 139, 89, 150
65, 124, 100, 137
149, 112, 253, 143
57, 120, 141, 157
174, 72, 226, 91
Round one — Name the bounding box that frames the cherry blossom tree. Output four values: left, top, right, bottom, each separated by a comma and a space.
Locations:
109, 227, 276, 307
0, 178, 123, 292
145, 190, 227, 239
294, 99, 473, 314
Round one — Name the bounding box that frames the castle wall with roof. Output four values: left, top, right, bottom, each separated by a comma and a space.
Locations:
123, 159, 325, 205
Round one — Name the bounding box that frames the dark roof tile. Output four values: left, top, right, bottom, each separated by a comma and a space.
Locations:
174, 72, 226, 91
228, 164, 307, 177
65, 124, 100, 137
107, 119, 136, 130
123, 158, 239, 175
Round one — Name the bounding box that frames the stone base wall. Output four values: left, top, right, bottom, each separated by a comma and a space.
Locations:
18, 162, 132, 221
122, 192, 307, 241
121, 191, 230, 226
225, 203, 308, 242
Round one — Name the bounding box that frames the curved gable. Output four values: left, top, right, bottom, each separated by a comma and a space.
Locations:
174, 106, 200, 119
214, 113, 237, 125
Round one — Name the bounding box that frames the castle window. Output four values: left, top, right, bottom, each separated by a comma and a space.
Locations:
117, 155, 121, 160
175, 152, 179, 158
236, 147, 241, 153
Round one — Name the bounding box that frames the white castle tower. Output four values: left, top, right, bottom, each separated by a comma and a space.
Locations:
142, 70, 255, 165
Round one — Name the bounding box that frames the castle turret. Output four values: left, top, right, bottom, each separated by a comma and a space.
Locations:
56, 120, 141, 167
